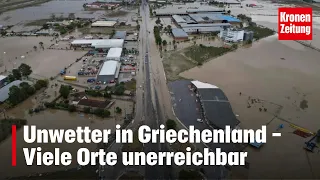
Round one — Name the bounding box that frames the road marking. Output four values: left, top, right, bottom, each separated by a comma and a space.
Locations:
272, 133, 282, 137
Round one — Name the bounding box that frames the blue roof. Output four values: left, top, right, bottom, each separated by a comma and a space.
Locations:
218, 15, 241, 22
172, 28, 188, 38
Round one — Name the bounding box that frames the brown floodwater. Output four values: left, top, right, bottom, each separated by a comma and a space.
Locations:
0, 97, 120, 178
180, 36, 320, 178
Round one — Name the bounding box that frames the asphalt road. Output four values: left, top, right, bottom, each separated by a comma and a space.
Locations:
141, 0, 172, 179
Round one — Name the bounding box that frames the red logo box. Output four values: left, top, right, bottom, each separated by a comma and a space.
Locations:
278, 7, 312, 40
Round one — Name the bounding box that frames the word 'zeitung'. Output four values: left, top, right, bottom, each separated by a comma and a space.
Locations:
22, 125, 267, 166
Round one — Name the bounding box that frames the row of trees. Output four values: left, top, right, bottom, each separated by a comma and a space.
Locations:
154, 26, 162, 46
7, 79, 48, 106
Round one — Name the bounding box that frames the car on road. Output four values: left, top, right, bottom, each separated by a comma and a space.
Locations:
95, 86, 101, 90
197, 119, 203, 123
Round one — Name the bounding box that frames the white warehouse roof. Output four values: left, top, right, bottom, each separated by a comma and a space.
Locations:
106, 48, 122, 59
191, 80, 219, 89
91, 21, 117, 27
71, 39, 124, 48
0, 75, 7, 81
99, 60, 119, 76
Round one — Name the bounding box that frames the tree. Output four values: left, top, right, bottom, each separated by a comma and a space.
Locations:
18, 63, 32, 77
114, 84, 125, 95
94, 108, 104, 116
115, 107, 122, 114
68, 13, 75, 20
166, 119, 177, 130
155, 18, 161, 24
39, 42, 44, 49
42, 24, 49, 29
59, 85, 70, 99
103, 110, 111, 117
162, 40, 167, 46
12, 69, 21, 80
68, 105, 77, 112
50, 13, 56, 20
227, 10, 231, 14
7, 74, 15, 82
83, 107, 91, 114
33, 46, 37, 51
8, 86, 23, 105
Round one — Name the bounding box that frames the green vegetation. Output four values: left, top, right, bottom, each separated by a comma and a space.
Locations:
122, 132, 143, 151
237, 14, 274, 40
7, 63, 32, 82
0, 119, 27, 143
166, 119, 177, 130
154, 26, 162, 46
178, 169, 203, 180
163, 52, 195, 81
184, 45, 232, 64
93, 108, 111, 118
59, 85, 71, 99
116, 107, 122, 114
44, 101, 111, 118
245, 25, 274, 40
7, 79, 47, 106
123, 79, 136, 91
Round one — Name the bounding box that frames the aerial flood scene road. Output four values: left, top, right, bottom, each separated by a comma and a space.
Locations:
0, 0, 320, 179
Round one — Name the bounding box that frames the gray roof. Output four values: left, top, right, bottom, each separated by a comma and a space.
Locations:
180, 23, 231, 28
113, 31, 127, 39
172, 28, 188, 38
189, 13, 223, 23
183, 27, 222, 33
0, 80, 23, 102
197, 88, 240, 129
155, 3, 224, 15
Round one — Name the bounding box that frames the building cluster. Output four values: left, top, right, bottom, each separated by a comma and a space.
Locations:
70, 30, 134, 84
157, 3, 253, 42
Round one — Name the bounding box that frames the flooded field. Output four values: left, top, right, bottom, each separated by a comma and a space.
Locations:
0, 0, 102, 26
0, 96, 121, 178
0, 36, 86, 78
180, 36, 320, 178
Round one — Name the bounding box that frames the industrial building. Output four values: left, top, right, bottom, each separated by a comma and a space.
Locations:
113, 31, 127, 39
219, 28, 244, 42
91, 21, 117, 27
188, 14, 241, 24
191, 80, 240, 129
71, 39, 124, 48
171, 28, 189, 40
243, 31, 254, 41
0, 75, 7, 87
155, 3, 224, 16
106, 48, 123, 61
97, 60, 120, 83
180, 23, 232, 34
0, 80, 23, 103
